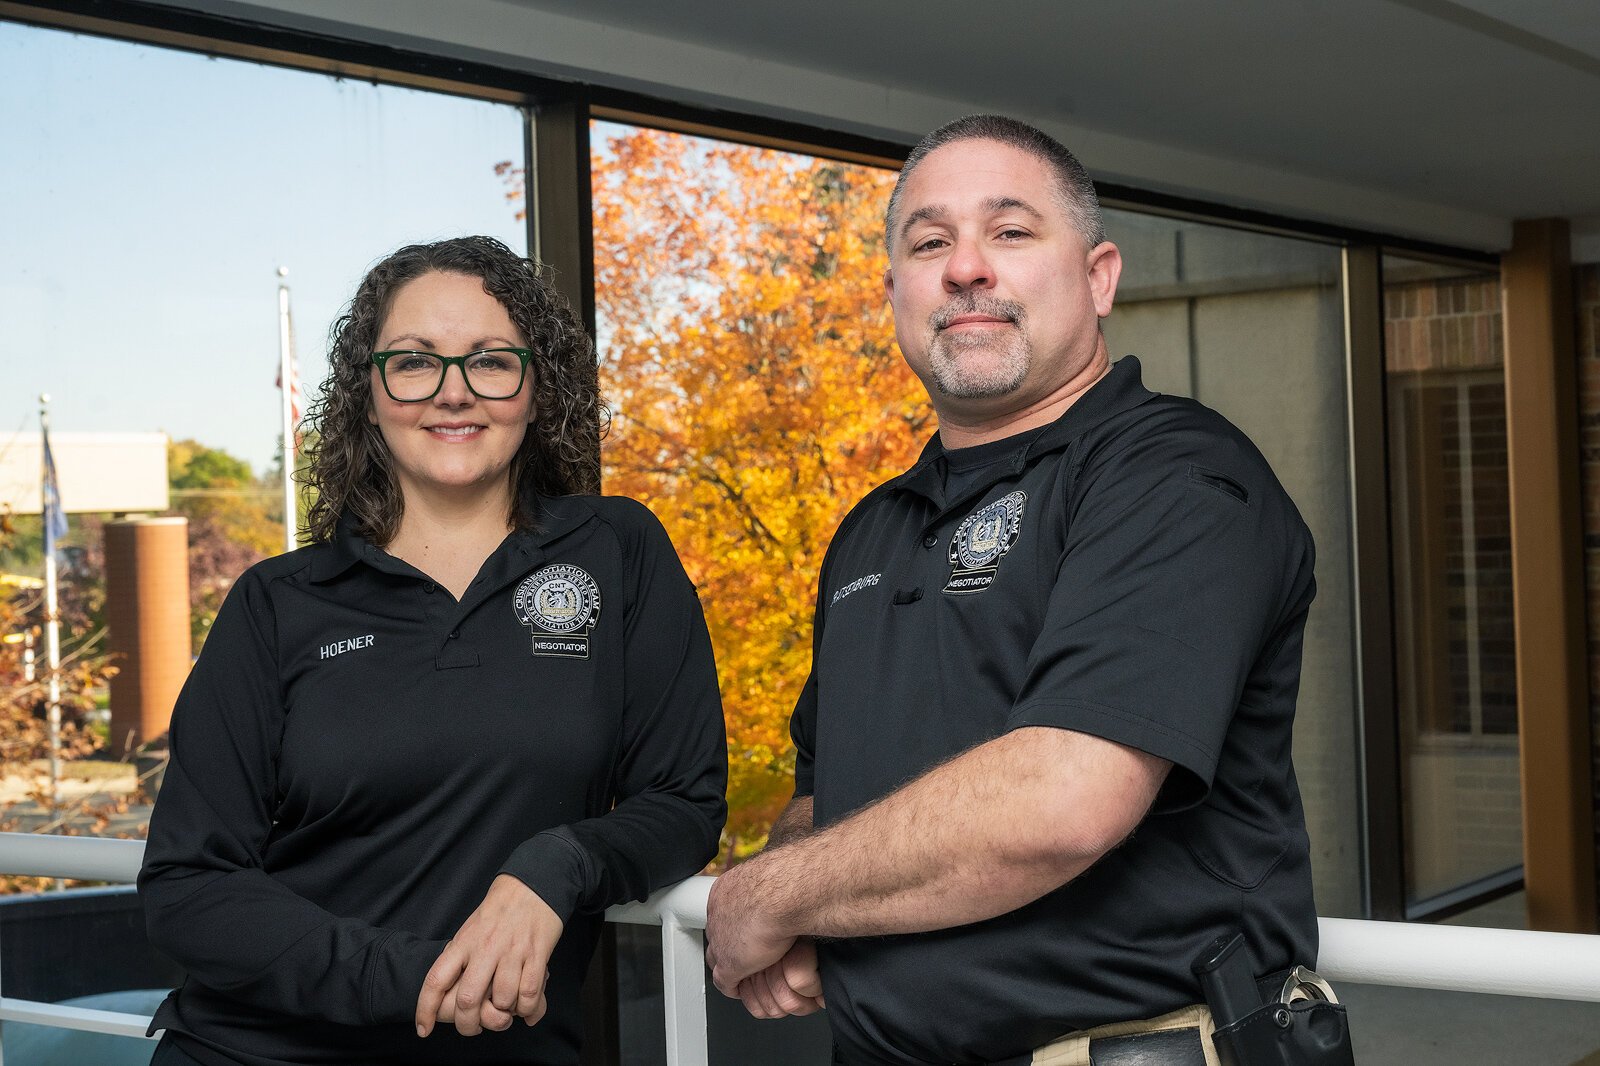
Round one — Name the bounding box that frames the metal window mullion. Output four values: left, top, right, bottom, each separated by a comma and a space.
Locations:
528, 95, 595, 337
1343, 244, 1406, 921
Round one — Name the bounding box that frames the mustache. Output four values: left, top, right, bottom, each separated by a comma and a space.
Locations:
931, 293, 1025, 330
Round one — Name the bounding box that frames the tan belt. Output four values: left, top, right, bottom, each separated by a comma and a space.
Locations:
1031, 1004, 1222, 1066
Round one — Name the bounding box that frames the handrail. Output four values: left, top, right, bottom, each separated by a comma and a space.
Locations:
0, 832, 144, 883
0, 997, 151, 1040
0, 833, 715, 1064
1318, 916, 1600, 1002
2, 831, 1599, 1066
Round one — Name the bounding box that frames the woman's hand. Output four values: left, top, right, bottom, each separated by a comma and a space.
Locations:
415, 874, 564, 1037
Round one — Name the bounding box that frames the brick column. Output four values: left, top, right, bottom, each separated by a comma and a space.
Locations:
104, 517, 191, 754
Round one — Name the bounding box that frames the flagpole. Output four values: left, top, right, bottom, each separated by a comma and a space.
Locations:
277, 267, 297, 554
40, 394, 62, 812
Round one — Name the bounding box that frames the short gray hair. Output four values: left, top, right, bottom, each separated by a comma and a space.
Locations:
885, 115, 1106, 250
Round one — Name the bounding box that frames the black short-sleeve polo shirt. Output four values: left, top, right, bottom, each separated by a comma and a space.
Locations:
791, 357, 1318, 1066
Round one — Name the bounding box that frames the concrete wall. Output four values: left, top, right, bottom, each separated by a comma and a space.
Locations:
1103, 211, 1362, 916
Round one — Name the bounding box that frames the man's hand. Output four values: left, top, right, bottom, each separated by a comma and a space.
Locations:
711, 732, 1169, 1010
735, 938, 824, 1019
704, 859, 796, 998
416, 874, 564, 1038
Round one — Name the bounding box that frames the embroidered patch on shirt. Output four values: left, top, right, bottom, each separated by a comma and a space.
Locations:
319, 634, 375, 660
514, 564, 601, 659
830, 572, 882, 607
944, 490, 1027, 595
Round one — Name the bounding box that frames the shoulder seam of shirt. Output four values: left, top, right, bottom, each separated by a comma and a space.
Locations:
581, 494, 640, 534
834, 478, 905, 541
573, 495, 681, 558
253, 546, 323, 588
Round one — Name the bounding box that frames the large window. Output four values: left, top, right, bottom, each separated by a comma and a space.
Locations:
1104, 212, 1359, 916
0, 20, 526, 843
587, 120, 917, 1065
589, 120, 923, 859
0, 16, 541, 1059
7, 8, 1600, 1066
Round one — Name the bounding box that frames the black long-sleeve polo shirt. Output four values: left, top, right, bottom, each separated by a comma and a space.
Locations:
139, 495, 727, 1066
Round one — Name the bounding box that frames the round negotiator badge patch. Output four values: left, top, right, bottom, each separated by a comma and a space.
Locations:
945, 490, 1027, 595
514, 564, 601, 658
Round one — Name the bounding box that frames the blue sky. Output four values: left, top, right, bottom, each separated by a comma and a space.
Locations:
1, 21, 526, 473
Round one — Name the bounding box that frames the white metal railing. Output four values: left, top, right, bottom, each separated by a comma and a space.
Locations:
0, 834, 714, 1064
2, 833, 1600, 1066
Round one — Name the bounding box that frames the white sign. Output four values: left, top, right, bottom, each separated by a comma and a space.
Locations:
0, 432, 169, 515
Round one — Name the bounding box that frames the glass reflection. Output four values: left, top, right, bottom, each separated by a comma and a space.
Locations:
1383, 255, 1521, 916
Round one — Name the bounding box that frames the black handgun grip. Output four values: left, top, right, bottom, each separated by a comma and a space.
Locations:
1192, 933, 1262, 1028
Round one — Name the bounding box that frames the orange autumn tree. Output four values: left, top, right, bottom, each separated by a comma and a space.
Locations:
587, 126, 932, 859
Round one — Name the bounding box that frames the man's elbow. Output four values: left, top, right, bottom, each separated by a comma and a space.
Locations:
1006, 817, 1133, 883
1023, 749, 1172, 877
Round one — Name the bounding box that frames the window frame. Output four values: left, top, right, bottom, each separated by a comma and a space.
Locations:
2, 0, 1535, 932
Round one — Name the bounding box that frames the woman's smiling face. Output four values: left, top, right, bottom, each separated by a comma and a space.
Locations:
367, 270, 536, 503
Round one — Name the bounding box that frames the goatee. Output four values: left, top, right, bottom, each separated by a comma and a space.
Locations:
928, 294, 1030, 398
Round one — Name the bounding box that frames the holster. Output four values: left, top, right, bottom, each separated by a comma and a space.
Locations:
1193, 933, 1355, 1066
1210, 999, 1354, 1066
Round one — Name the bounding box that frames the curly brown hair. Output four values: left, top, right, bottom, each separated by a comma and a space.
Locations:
301, 236, 604, 545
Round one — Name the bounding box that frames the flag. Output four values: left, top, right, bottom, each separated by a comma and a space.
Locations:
275, 305, 302, 427
276, 276, 302, 553
42, 427, 68, 558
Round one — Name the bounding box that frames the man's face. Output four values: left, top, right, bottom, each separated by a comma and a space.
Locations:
884, 138, 1120, 424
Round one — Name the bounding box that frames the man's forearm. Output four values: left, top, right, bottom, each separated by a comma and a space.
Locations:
765, 795, 814, 849
742, 727, 1167, 940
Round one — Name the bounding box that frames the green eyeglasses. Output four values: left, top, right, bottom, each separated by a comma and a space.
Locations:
370, 348, 534, 402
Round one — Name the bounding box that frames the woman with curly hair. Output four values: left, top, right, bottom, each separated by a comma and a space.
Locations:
139, 236, 727, 1066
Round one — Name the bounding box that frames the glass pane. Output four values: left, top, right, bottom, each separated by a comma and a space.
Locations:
1104, 213, 1360, 917
589, 121, 923, 863
1383, 255, 1522, 911
0, 21, 525, 846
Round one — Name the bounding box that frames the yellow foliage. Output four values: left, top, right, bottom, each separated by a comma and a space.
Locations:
591, 126, 932, 859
